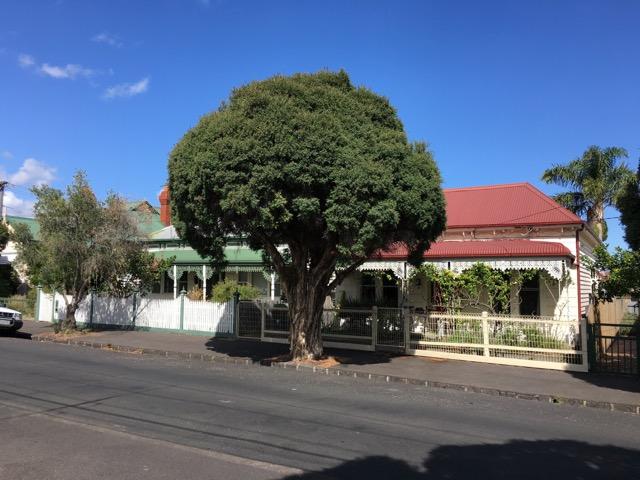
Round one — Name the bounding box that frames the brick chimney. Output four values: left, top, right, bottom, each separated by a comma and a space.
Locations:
159, 185, 171, 226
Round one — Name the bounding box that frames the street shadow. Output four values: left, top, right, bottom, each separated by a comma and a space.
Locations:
569, 370, 640, 394
204, 337, 290, 362
0, 329, 32, 339
281, 439, 640, 480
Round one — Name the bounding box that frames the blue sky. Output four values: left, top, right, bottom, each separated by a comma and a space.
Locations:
1, 0, 638, 248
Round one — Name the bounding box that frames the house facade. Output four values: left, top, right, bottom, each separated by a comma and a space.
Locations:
1, 182, 598, 321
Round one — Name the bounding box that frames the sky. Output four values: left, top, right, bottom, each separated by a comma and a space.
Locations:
1, 0, 638, 248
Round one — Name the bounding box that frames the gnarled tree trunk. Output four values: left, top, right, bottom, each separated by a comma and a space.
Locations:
285, 270, 332, 360
62, 304, 78, 331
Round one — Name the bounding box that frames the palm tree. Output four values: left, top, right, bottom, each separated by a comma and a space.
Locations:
542, 145, 633, 241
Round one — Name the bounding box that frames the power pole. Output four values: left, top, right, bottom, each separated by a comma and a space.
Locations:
0, 180, 7, 221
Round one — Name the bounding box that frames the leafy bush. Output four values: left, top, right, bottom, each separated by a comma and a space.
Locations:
186, 286, 204, 301
212, 280, 260, 303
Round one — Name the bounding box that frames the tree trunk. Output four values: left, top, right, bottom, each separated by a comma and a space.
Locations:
587, 203, 607, 241
62, 304, 77, 331
286, 277, 329, 360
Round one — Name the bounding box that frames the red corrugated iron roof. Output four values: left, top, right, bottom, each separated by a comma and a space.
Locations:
374, 239, 573, 260
443, 182, 583, 229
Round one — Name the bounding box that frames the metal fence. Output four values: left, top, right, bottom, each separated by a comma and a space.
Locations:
588, 322, 639, 375
408, 311, 587, 371
240, 301, 588, 371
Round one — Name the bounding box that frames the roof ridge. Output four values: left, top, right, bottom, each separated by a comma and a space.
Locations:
444, 182, 528, 193
519, 183, 584, 223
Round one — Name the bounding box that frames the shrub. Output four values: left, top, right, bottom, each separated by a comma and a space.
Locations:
186, 286, 204, 301
212, 280, 260, 303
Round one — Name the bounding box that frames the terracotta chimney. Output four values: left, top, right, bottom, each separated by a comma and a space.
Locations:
159, 185, 171, 226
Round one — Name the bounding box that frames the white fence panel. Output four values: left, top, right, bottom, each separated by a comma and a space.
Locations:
135, 297, 180, 330
91, 296, 134, 326
183, 299, 233, 334
37, 291, 54, 322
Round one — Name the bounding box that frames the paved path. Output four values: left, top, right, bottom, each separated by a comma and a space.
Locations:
1, 336, 640, 479
17, 320, 640, 410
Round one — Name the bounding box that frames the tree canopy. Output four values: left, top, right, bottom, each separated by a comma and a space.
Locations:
616, 161, 640, 251
14, 172, 169, 329
589, 245, 640, 301
169, 70, 446, 358
541, 145, 633, 240
0, 221, 9, 252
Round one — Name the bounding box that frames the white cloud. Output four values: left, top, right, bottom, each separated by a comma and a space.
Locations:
8, 158, 56, 187
40, 63, 95, 79
18, 53, 35, 68
103, 77, 149, 100
1, 150, 13, 160
3, 191, 35, 217
91, 32, 123, 48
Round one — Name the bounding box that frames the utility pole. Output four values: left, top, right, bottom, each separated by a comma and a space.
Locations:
0, 180, 7, 221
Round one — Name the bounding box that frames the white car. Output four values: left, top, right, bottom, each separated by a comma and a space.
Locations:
0, 304, 23, 332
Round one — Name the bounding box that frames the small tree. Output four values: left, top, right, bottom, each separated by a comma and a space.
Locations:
169, 71, 446, 359
0, 222, 9, 251
13, 172, 169, 330
589, 245, 640, 301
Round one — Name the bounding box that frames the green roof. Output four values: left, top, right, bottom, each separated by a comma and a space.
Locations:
129, 211, 166, 236
151, 246, 264, 265
6, 215, 40, 240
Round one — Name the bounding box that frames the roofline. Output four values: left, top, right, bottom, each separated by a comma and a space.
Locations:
443, 182, 531, 192
5, 215, 36, 221
446, 220, 584, 229
376, 252, 575, 260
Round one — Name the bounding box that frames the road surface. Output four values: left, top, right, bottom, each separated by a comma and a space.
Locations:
1, 335, 639, 479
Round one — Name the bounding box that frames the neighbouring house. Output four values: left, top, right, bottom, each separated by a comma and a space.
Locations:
1, 182, 600, 320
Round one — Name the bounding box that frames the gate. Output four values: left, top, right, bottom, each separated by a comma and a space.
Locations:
237, 301, 262, 338
588, 322, 639, 375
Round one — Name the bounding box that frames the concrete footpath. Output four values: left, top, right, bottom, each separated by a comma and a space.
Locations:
15, 320, 640, 414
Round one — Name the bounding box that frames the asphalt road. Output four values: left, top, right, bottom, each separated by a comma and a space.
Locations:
1, 336, 639, 480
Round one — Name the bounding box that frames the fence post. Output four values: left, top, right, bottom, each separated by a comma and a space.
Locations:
179, 289, 186, 330
403, 307, 411, 353
481, 311, 490, 357
232, 292, 240, 338
371, 306, 378, 350
34, 285, 42, 322
579, 315, 590, 372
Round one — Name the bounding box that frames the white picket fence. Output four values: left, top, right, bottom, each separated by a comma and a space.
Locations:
36, 291, 233, 335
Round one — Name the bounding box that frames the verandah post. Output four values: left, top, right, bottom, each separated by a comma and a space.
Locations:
260, 300, 266, 341
481, 311, 490, 357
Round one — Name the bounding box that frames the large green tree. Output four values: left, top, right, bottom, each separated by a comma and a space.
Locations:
13, 172, 168, 330
542, 145, 633, 241
616, 161, 640, 251
169, 71, 446, 359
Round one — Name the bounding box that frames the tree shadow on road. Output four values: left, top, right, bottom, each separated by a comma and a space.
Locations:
281, 439, 640, 480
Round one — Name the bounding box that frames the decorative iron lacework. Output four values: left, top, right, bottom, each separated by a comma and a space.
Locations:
359, 258, 566, 280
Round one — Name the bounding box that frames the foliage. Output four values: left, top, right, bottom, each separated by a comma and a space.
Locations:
412, 263, 539, 314
0, 222, 9, 251
491, 326, 569, 350
4, 293, 35, 318
211, 279, 260, 302
0, 264, 20, 297
168, 70, 446, 358
12, 172, 170, 329
541, 145, 634, 240
588, 245, 640, 300
187, 285, 204, 301
616, 161, 640, 251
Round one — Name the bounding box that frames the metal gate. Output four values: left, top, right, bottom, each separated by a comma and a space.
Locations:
237, 301, 262, 338
588, 322, 639, 375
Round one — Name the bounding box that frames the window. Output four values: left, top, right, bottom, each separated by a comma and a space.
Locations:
519, 275, 540, 316
238, 271, 250, 285
361, 273, 376, 305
